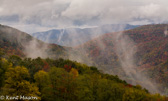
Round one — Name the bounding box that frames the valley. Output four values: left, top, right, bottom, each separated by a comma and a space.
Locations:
0, 24, 168, 100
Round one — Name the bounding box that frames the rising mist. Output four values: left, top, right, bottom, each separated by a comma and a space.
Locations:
66, 25, 161, 94
112, 31, 159, 93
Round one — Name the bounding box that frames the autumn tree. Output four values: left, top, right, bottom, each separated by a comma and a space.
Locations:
2, 66, 41, 100
0, 58, 12, 89
8, 55, 22, 67
48, 67, 79, 101
34, 70, 50, 100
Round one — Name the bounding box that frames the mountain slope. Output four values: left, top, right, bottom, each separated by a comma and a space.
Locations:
1, 23, 168, 94
31, 24, 139, 47
79, 24, 168, 71
0, 24, 68, 58
77, 24, 168, 93
1, 47, 167, 101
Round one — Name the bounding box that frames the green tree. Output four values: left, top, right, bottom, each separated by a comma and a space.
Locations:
96, 79, 125, 101
75, 75, 94, 101
48, 67, 78, 101
0, 58, 12, 90
8, 55, 22, 66
34, 70, 50, 100
122, 88, 147, 101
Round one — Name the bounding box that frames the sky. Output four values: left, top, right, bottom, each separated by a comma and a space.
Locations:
0, 0, 168, 33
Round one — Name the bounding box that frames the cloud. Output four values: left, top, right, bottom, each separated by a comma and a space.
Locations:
0, 7, 3, 13
139, 4, 160, 17
0, 0, 168, 33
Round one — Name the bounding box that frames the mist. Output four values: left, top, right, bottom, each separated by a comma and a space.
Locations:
31, 24, 139, 47
63, 24, 161, 94
23, 39, 49, 58
0, 22, 162, 94
0, 24, 63, 59
1, 0, 168, 97
112, 31, 159, 93
164, 27, 168, 37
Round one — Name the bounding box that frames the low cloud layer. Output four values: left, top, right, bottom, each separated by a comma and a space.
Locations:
0, 0, 168, 33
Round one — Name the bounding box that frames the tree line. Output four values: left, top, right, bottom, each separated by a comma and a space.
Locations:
0, 49, 167, 101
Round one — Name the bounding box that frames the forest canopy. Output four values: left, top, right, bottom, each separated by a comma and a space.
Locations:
0, 48, 167, 101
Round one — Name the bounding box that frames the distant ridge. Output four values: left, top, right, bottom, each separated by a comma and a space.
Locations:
31, 24, 140, 47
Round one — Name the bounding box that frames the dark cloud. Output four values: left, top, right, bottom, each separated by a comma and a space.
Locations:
0, 15, 19, 22
0, 0, 168, 33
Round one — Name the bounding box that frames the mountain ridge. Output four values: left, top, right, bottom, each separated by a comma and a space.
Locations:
31, 24, 140, 47
77, 24, 168, 93
1, 23, 168, 94
0, 24, 68, 59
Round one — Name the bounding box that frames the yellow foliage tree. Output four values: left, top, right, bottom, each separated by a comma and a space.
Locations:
70, 68, 79, 78
2, 66, 41, 101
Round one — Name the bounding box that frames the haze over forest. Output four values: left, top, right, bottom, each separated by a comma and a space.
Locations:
1, 0, 168, 101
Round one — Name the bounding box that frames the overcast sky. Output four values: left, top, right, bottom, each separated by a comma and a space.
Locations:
0, 0, 168, 33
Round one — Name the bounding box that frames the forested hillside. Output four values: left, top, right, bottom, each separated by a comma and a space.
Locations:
0, 48, 167, 101
78, 24, 168, 93
0, 24, 68, 59
1, 24, 168, 100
